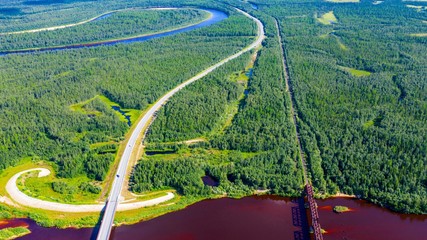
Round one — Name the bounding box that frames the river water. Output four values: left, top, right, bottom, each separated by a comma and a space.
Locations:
317, 197, 427, 240
0, 9, 228, 56
2, 196, 426, 240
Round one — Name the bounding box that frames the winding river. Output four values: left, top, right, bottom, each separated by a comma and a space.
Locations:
0, 9, 228, 56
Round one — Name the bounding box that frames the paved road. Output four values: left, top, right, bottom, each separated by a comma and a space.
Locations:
96, 8, 265, 240
5, 168, 174, 212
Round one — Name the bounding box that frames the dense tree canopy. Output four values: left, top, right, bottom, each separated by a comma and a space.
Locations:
0, 6, 255, 181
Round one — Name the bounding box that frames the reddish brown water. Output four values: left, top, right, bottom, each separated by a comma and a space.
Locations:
109, 196, 307, 240
318, 197, 427, 240
2, 196, 426, 240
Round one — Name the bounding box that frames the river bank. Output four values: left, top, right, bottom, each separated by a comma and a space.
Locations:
0, 9, 226, 55
2, 195, 426, 240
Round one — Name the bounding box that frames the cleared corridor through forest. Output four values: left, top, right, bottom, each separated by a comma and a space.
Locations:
274, 18, 324, 240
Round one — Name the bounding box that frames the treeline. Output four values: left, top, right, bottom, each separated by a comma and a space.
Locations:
265, 0, 426, 213
0, 9, 208, 51
130, 158, 210, 195
130, 148, 302, 197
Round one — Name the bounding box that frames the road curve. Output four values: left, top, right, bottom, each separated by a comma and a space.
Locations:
96, 7, 265, 240
5, 168, 174, 212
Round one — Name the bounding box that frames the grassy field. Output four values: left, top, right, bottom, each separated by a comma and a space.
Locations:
97, 95, 141, 125
0, 158, 49, 197
318, 31, 348, 50
338, 66, 371, 77
211, 51, 257, 137
133, 191, 170, 201
69, 96, 101, 116
335, 37, 348, 51
317, 11, 338, 25
114, 195, 208, 226
89, 141, 118, 150
70, 95, 141, 126
0, 158, 101, 204
0, 227, 30, 240
18, 171, 101, 204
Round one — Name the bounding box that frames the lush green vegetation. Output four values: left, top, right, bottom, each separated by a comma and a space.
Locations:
138, 15, 303, 198
146, 51, 251, 142
70, 95, 140, 126
0, 8, 209, 51
338, 66, 371, 77
0, 5, 255, 189
0, 227, 30, 240
17, 170, 102, 204
317, 11, 338, 25
333, 205, 350, 213
140, 0, 427, 214
260, 0, 427, 213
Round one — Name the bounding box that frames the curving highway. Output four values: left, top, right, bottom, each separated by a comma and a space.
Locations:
5, 168, 174, 212
96, 7, 265, 240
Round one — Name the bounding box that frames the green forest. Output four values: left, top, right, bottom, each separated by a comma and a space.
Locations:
0, 4, 256, 185
137, 0, 427, 214
258, 0, 426, 213
0, 0, 426, 217
0, 8, 209, 51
